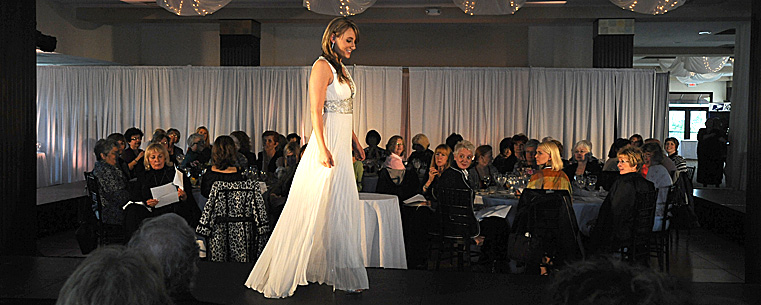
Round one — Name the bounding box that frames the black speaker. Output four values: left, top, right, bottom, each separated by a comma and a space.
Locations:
36, 30, 56, 52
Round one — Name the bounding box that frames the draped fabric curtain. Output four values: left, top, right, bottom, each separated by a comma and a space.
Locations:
36, 65, 401, 187
726, 22, 750, 191
409, 67, 531, 156
653, 72, 670, 142
410, 67, 662, 160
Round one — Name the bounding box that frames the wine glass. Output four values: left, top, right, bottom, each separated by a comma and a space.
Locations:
587, 175, 598, 191
496, 174, 507, 189
574, 175, 586, 190
175, 153, 185, 165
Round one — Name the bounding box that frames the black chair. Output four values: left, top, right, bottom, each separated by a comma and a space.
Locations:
620, 189, 657, 264
428, 187, 480, 271
685, 166, 696, 182
510, 189, 582, 274
83, 171, 126, 247
196, 180, 270, 262
651, 188, 675, 272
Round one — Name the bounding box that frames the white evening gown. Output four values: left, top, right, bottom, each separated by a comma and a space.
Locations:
245, 57, 369, 298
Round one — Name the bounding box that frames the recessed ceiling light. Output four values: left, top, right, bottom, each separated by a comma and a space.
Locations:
699, 31, 712, 35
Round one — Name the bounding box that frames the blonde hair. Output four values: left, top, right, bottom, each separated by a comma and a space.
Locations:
430, 144, 452, 171
618, 146, 645, 171
320, 17, 359, 84
537, 141, 564, 172
196, 126, 210, 146
144, 143, 170, 170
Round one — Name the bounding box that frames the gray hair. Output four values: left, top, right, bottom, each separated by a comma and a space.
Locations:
187, 133, 205, 148
94, 138, 118, 161
525, 139, 540, 149
56, 245, 170, 305
573, 140, 592, 153
128, 213, 199, 296
642, 142, 665, 165
453, 140, 476, 156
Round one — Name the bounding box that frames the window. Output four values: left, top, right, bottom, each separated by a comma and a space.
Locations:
668, 92, 710, 141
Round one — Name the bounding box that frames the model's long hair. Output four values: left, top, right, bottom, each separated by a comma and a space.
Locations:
321, 17, 359, 84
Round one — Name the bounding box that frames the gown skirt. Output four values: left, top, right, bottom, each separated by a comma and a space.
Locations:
244, 111, 369, 298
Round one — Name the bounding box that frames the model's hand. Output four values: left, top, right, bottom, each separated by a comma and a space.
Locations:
146, 199, 159, 207
320, 149, 335, 168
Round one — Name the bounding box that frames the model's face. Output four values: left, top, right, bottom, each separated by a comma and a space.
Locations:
664, 141, 677, 155
454, 148, 473, 170
618, 155, 637, 174
535, 148, 551, 166
525, 146, 537, 163
263, 136, 277, 150
392, 139, 404, 156
477, 151, 493, 167
128, 135, 142, 150
149, 151, 165, 170
434, 150, 448, 168
102, 147, 119, 166
574, 146, 589, 162
332, 28, 356, 60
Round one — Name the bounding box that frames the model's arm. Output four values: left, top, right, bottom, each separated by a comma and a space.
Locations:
352, 131, 365, 161
310, 60, 334, 168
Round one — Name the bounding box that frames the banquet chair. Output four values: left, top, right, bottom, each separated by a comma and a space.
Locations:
428, 187, 480, 271
83, 171, 126, 248
651, 187, 675, 272
361, 174, 379, 193
685, 166, 696, 182
196, 180, 271, 262
620, 189, 657, 265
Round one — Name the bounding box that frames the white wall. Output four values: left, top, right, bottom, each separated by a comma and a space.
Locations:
37, 0, 114, 63
528, 25, 593, 68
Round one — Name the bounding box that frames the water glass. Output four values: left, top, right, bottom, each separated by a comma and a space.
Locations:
587, 175, 598, 190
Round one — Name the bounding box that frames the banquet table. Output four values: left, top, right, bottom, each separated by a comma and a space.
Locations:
475, 193, 604, 235
359, 193, 407, 269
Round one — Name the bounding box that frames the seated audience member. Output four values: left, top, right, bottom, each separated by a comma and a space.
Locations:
435, 140, 509, 265
645, 138, 678, 178
151, 132, 174, 167
363, 129, 388, 175
444, 133, 464, 152
563, 140, 603, 182
468, 145, 500, 189
377, 135, 419, 201
526, 141, 572, 195
128, 214, 214, 305
599, 138, 632, 191
229, 134, 251, 169
590, 146, 656, 253
408, 133, 434, 183
257, 130, 282, 174
56, 245, 171, 305
515, 139, 540, 172
493, 137, 517, 174
353, 150, 364, 191
196, 126, 211, 147
665, 137, 688, 175
268, 142, 302, 224
629, 133, 644, 147
550, 139, 572, 169
230, 131, 256, 168
92, 139, 130, 226
642, 142, 673, 231
167, 128, 184, 165
201, 136, 245, 199
286, 133, 301, 144
422, 144, 452, 199
107, 133, 132, 180
125, 144, 198, 238
512, 133, 529, 163
182, 133, 211, 174
122, 127, 145, 174
549, 258, 692, 305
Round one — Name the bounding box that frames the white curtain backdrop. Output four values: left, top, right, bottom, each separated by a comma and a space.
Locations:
410, 67, 663, 160
36, 65, 402, 187
726, 22, 749, 191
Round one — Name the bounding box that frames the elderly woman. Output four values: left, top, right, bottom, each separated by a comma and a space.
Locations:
181, 133, 211, 173
421, 144, 452, 199
125, 143, 198, 238
493, 137, 517, 174
642, 142, 674, 231
527, 141, 572, 195
468, 145, 500, 190
201, 136, 245, 199
91, 139, 131, 225
377, 135, 419, 201
664, 137, 688, 175
590, 146, 656, 253
563, 140, 602, 182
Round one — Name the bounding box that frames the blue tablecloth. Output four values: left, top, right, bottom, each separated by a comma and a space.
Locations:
476, 195, 603, 236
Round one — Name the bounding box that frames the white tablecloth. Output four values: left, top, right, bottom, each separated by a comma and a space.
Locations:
37, 153, 49, 188
359, 193, 407, 269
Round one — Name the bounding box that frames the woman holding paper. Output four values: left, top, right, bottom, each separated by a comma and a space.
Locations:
124, 143, 199, 238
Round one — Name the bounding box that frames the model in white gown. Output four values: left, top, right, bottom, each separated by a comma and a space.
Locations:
245, 57, 369, 298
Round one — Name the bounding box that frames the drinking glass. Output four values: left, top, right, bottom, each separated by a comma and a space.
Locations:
574, 175, 586, 189
587, 175, 598, 191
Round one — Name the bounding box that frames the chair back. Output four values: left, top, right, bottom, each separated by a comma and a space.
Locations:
435, 187, 479, 239
512, 189, 582, 263
623, 189, 657, 262
84, 171, 102, 222
196, 180, 270, 262
685, 166, 696, 181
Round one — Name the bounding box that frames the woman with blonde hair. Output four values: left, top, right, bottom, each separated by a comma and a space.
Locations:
246, 17, 368, 298
421, 144, 451, 198
526, 141, 572, 195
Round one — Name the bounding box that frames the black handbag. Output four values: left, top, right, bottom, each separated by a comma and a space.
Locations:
508, 231, 542, 263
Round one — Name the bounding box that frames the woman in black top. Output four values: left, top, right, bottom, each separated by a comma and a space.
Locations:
493, 137, 517, 174
201, 136, 245, 198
